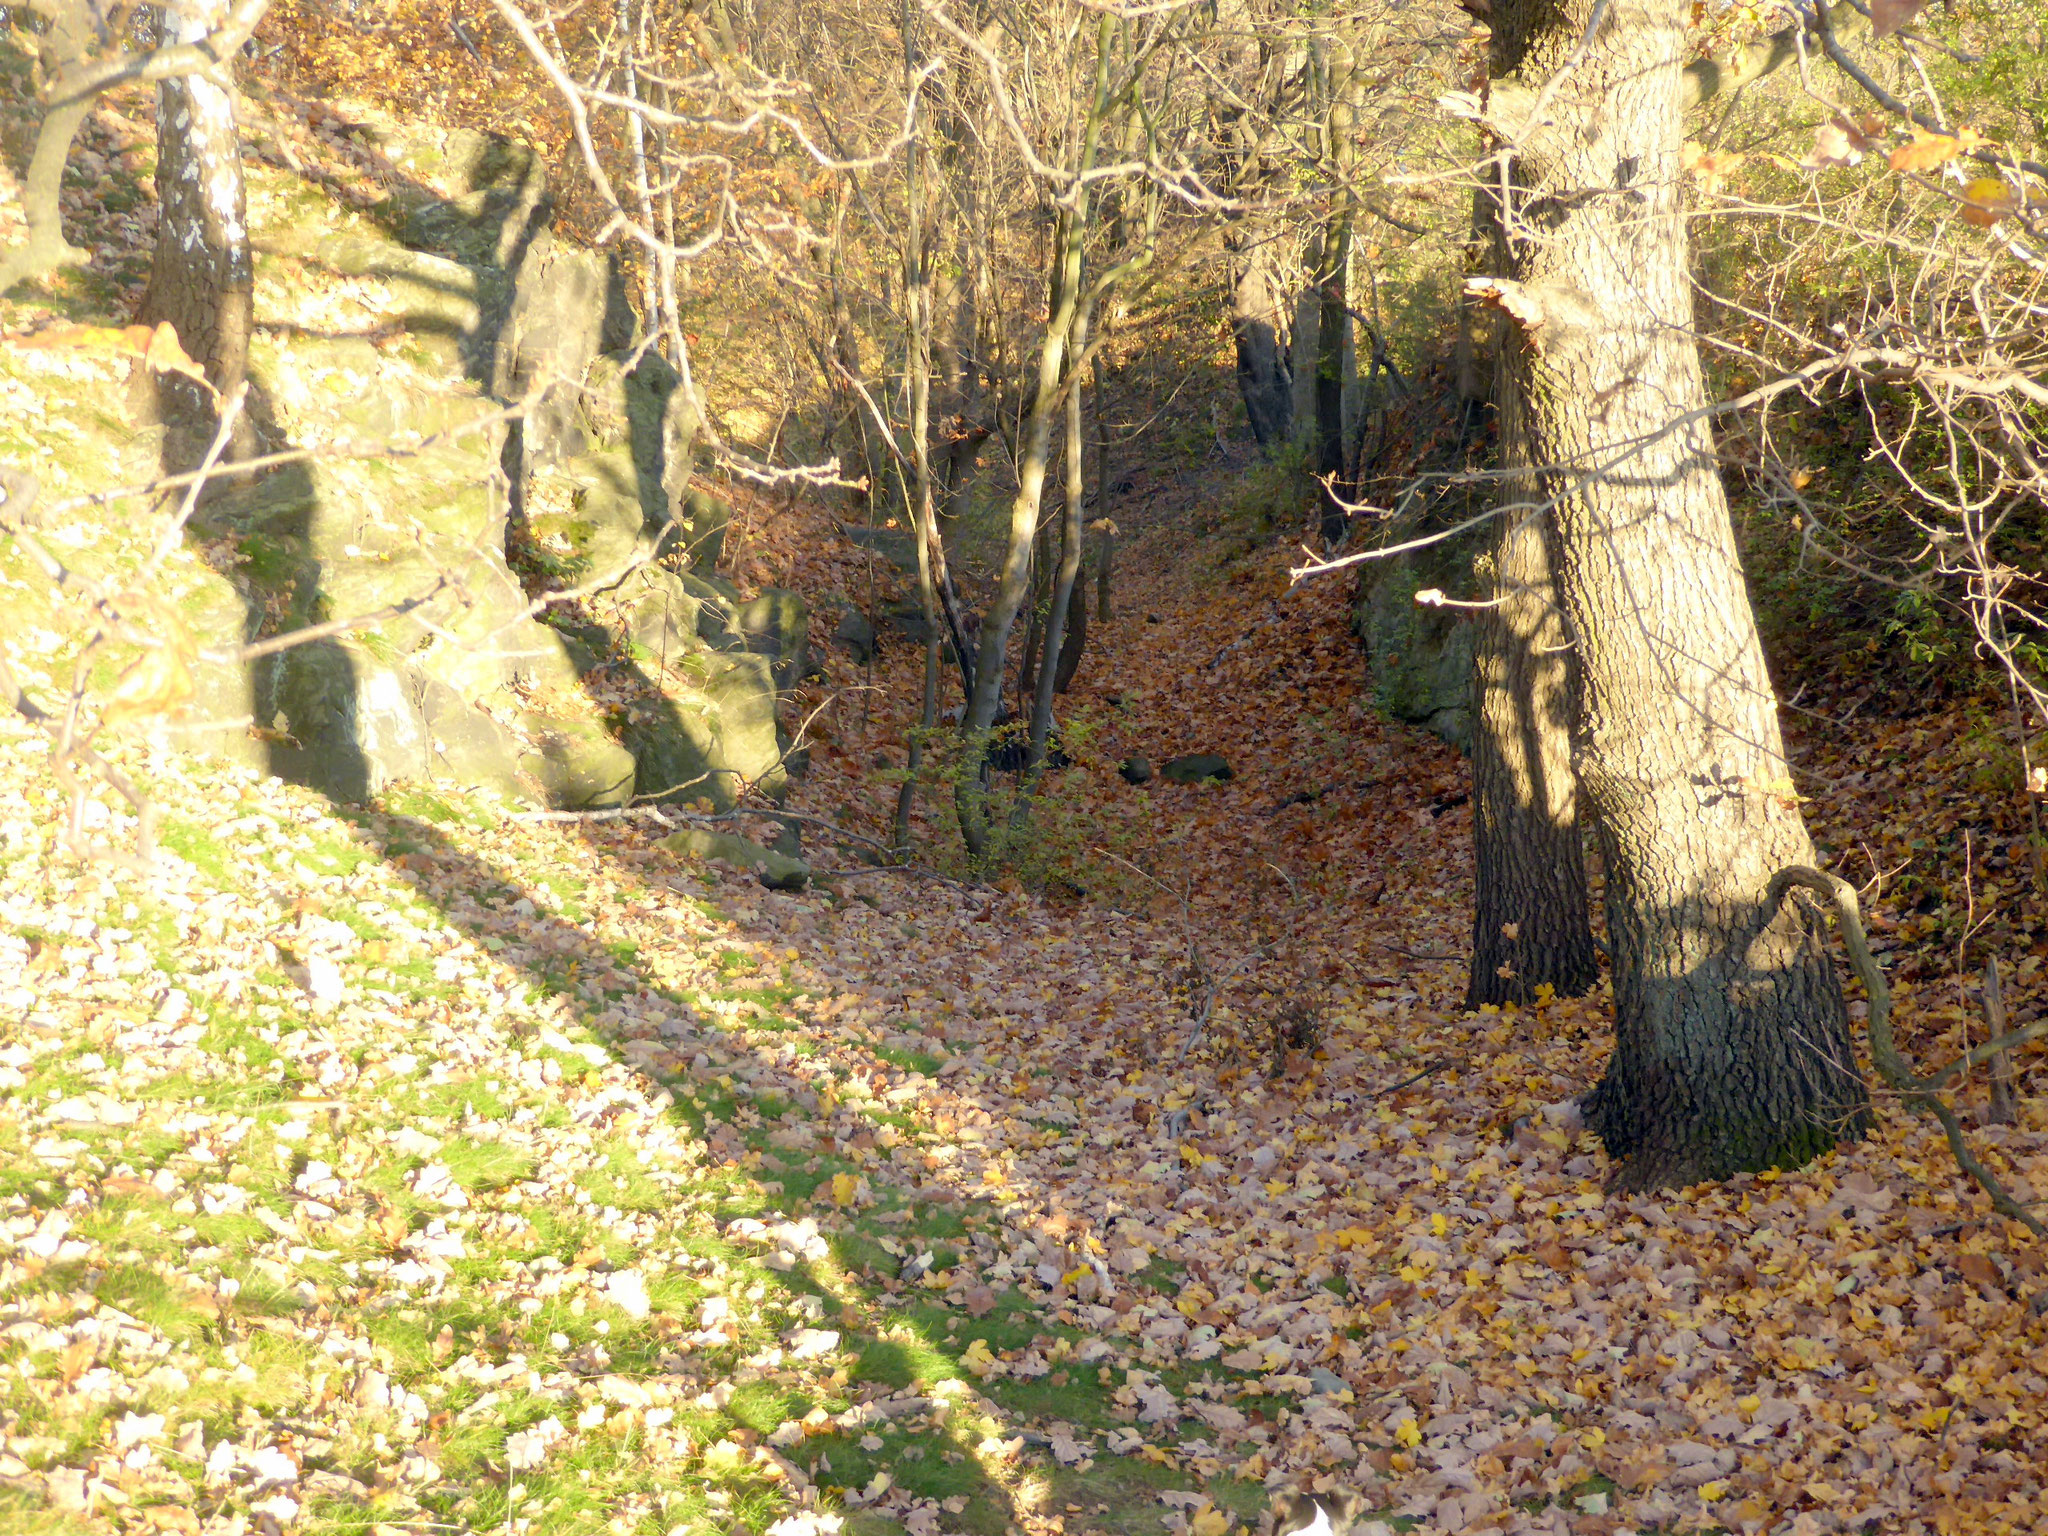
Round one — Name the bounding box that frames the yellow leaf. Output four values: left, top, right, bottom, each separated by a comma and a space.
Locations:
960, 1338, 996, 1377
1698, 1480, 1728, 1501
1394, 1418, 1422, 1448
1190, 1509, 1230, 1536
829, 1173, 858, 1206
1960, 177, 2019, 228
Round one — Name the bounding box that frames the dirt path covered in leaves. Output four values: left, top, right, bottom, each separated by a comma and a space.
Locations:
4, 506, 2048, 1536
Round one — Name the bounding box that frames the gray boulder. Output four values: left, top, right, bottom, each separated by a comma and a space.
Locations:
833, 609, 878, 665
736, 590, 810, 690
1161, 754, 1232, 784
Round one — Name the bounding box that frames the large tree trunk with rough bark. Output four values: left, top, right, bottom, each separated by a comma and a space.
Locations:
1467, 160, 1598, 1011
1466, 473, 1599, 1006
1485, 0, 1868, 1187
138, 0, 254, 433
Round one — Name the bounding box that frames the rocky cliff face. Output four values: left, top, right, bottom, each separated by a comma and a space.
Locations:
3, 125, 804, 813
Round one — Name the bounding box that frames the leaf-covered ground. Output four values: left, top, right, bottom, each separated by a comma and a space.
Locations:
5, 495, 2048, 1536
6, 32, 2048, 1536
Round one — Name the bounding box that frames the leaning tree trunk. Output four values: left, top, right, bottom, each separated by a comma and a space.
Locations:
1485, 0, 1868, 1187
138, 0, 255, 436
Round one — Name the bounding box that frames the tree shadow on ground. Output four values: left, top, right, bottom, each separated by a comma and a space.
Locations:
330, 799, 1274, 1536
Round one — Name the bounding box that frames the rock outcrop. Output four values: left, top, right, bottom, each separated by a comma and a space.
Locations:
3, 124, 808, 813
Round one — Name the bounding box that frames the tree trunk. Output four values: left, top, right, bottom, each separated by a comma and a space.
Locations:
1312, 36, 1358, 544
1311, 224, 1348, 543
1231, 234, 1293, 451
1452, 182, 1502, 449
1467, 476, 1600, 1007
894, 0, 941, 857
0, 0, 97, 296
1467, 159, 1597, 1011
1024, 310, 1090, 788
957, 16, 1111, 858
1487, 0, 1868, 1187
138, 0, 255, 441
1054, 564, 1086, 693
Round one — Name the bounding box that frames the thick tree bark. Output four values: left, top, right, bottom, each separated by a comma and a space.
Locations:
138, 0, 254, 428
1467, 161, 1597, 1010
1486, 0, 1868, 1186
1467, 491, 1599, 1006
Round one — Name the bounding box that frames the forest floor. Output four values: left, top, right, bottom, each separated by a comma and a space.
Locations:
5, 466, 2048, 1536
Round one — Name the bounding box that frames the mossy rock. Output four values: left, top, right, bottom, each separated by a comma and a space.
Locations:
656, 826, 810, 891
579, 348, 678, 456
676, 486, 730, 573
734, 589, 810, 691
257, 230, 491, 339
592, 566, 704, 666
529, 447, 657, 583
1351, 527, 1484, 752
682, 571, 742, 649
1161, 753, 1232, 784
258, 641, 522, 803
624, 650, 787, 809
515, 713, 636, 809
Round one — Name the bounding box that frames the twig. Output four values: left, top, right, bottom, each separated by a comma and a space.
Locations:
1367, 1055, 1467, 1100
1372, 941, 1455, 961
1983, 957, 2017, 1126
1765, 866, 2047, 1240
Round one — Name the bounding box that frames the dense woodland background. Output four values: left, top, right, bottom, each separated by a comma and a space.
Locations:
3, 1, 2048, 1534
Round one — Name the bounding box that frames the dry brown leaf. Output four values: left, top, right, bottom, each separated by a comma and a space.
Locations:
1889, 127, 1962, 174
1871, 0, 1934, 37
1955, 1252, 2004, 1293
101, 640, 196, 725
1682, 140, 1746, 196
1803, 122, 1863, 170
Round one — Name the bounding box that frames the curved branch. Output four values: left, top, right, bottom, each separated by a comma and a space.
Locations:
1766, 865, 2047, 1239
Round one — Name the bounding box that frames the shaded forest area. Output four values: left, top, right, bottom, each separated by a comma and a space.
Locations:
3, 1, 2048, 1535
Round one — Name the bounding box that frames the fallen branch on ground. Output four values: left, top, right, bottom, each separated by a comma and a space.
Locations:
1769, 865, 2047, 1241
